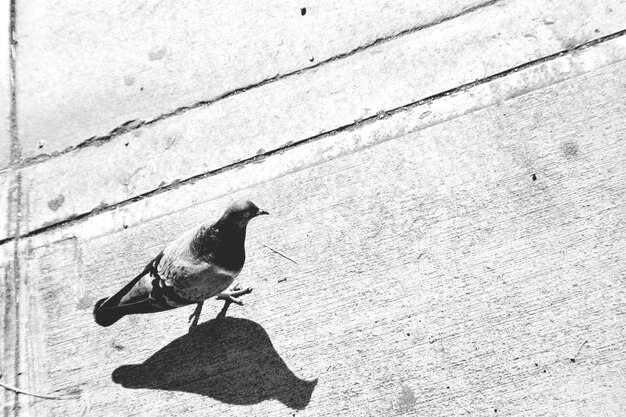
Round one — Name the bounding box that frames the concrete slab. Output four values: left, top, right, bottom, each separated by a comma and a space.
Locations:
18, 59, 626, 416
18, 0, 626, 235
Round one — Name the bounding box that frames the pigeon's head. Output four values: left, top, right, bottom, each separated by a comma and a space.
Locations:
223, 200, 269, 228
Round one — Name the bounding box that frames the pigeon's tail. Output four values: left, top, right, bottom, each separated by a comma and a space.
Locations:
93, 296, 172, 327
93, 297, 126, 327
93, 258, 159, 327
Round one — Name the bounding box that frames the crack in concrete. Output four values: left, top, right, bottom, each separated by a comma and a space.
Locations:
10, 173, 22, 417
15, 0, 502, 169
9, 0, 19, 165
4, 0, 24, 415
4, 28, 626, 242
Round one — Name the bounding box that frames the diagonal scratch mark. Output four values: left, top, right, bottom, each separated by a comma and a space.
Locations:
260, 243, 299, 265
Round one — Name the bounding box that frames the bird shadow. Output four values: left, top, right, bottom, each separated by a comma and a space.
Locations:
111, 317, 317, 409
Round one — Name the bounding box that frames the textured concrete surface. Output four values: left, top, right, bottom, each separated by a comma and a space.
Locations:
12, 61, 626, 416
0, 174, 8, 242
1, 243, 17, 416
2, 0, 626, 416
0, 1, 11, 169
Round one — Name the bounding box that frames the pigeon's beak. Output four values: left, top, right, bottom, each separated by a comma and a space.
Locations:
256, 209, 269, 216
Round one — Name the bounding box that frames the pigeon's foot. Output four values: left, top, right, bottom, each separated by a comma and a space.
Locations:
216, 287, 253, 305
215, 285, 253, 319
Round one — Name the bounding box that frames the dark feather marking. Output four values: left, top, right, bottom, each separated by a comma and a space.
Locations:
192, 220, 247, 272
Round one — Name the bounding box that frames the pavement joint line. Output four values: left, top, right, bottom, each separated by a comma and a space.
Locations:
1, 28, 625, 243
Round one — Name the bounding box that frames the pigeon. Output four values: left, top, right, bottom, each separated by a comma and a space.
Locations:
93, 200, 269, 328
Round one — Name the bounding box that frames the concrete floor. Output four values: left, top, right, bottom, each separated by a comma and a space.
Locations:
1, 0, 625, 415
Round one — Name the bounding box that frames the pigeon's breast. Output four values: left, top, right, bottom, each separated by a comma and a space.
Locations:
169, 265, 240, 302
158, 227, 241, 302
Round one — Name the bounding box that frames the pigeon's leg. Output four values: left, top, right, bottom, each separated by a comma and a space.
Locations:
216, 299, 233, 320
188, 301, 204, 329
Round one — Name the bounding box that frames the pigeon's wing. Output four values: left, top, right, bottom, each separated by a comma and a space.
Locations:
93, 252, 169, 326
158, 225, 212, 286
116, 272, 155, 305
112, 251, 191, 308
